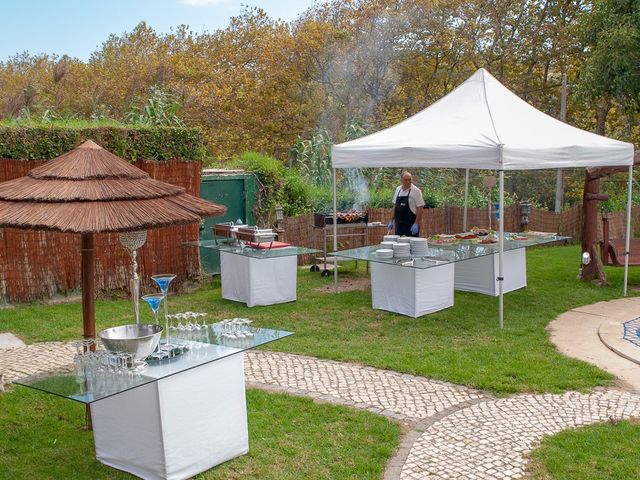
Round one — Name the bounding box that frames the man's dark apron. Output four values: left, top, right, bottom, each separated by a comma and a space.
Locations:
394, 188, 417, 237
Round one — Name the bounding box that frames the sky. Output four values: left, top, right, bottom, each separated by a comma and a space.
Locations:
0, 0, 318, 62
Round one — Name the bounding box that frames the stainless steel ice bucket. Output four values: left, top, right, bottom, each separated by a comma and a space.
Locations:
99, 324, 163, 361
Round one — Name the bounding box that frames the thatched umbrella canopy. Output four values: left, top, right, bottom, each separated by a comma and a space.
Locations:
0, 140, 226, 338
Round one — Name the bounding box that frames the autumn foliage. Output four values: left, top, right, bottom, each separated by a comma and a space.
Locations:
0, 1, 637, 165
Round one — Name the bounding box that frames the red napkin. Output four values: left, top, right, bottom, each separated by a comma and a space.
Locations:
246, 241, 291, 249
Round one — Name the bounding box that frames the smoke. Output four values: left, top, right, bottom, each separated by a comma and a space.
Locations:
315, 8, 404, 130
345, 167, 369, 211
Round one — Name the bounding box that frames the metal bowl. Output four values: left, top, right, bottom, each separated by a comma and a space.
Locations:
99, 324, 163, 361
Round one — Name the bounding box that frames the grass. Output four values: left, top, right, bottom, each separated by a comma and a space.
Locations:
527, 418, 640, 479
0, 385, 400, 480
1, 244, 635, 395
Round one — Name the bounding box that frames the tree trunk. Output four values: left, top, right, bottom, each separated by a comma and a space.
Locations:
596, 98, 612, 135
580, 173, 607, 283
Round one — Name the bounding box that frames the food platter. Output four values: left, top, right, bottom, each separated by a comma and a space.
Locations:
470, 227, 490, 236
455, 232, 477, 240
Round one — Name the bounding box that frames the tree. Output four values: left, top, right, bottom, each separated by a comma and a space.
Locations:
575, 0, 640, 134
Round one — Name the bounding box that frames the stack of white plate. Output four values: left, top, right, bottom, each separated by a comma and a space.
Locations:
383, 234, 399, 242
410, 237, 428, 256
376, 248, 394, 259
380, 241, 395, 249
392, 242, 411, 258
397, 237, 411, 244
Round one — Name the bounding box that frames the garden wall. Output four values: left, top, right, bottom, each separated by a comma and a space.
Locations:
0, 159, 202, 303
0, 126, 206, 303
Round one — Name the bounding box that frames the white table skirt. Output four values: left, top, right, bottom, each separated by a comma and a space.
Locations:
91, 353, 248, 480
454, 248, 527, 296
370, 261, 455, 318
220, 251, 297, 307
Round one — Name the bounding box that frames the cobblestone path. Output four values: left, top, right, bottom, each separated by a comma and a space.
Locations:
401, 390, 640, 479
2, 344, 639, 479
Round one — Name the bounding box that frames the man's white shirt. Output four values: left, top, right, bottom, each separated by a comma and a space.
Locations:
392, 185, 426, 215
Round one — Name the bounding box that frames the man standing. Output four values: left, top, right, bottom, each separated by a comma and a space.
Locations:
388, 171, 425, 237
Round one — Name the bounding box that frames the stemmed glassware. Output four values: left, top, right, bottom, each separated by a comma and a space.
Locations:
142, 293, 164, 326
151, 274, 176, 347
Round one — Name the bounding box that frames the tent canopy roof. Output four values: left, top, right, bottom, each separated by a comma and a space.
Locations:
332, 69, 634, 171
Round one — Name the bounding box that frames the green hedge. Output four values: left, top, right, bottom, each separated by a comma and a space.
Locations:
232, 152, 313, 218
0, 125, 206, 161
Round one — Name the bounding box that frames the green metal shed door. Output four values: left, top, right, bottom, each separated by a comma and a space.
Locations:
199, 178, 248, 275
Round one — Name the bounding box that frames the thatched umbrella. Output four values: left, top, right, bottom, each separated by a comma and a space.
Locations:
0, 140, 226, 338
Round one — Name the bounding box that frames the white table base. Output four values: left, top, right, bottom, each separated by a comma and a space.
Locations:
220, 250, 297, 307
91, 353, 248, 480
454, 248, 527, 296
370, 261, 455, 317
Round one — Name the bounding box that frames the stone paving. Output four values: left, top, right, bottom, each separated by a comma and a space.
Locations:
0, 341, 75, 382
401, 390, 640, 479
245, 351, 484, 421
1, 341, 640, 479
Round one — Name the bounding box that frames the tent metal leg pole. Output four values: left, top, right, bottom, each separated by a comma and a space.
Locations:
623, 165, 633, 296
498, 170, 504, 329
333, 168, 338, 293
463, 169, 469, 231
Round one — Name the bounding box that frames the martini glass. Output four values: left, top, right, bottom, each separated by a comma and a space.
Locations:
151, 274, 177, 347
142, 294, 164, 326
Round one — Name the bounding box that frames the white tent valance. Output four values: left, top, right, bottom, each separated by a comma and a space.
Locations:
332, 69, 634, 170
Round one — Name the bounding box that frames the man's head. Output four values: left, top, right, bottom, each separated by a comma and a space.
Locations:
401, 171, 412, 189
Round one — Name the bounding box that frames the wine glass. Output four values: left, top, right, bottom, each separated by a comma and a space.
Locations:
142, 293, 164, 326
151, 274, 176, 346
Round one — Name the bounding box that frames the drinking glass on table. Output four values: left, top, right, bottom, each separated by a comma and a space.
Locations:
142, 294, 164, 325
151, 274, 177, 347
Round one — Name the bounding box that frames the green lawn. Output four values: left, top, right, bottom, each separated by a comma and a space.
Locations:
1, 244, 635, 395
527, 419, 640, 479
0, 386, 400, 480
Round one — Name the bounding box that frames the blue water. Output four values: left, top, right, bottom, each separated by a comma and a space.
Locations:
152, 275, 175, 293
143, 296, 163, 314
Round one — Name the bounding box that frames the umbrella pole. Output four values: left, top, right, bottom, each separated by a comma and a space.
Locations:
81, 233, 95, 339
81, 233, 95, 431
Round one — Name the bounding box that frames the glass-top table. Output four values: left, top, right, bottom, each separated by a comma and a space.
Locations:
333, 234, 569, 268
184, 239, 319, 259
14, 325, 292, 404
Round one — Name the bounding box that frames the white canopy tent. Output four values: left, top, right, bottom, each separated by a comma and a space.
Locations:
331, 68, 635, 327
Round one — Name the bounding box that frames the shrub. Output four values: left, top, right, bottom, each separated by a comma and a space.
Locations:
282, 173, 313, 216
0, 124, 205, 161
232, 151, 313, 222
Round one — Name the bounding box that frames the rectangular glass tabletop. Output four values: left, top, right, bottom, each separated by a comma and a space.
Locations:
333, 234, 569, 269
184, 239, 319, 259
14, 326, 292, 405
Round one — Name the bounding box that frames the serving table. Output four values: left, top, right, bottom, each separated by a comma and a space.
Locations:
186, 240, 318, 307
433, 235, 568, 296
333, 246, 456, 317
334, 234, 568, 317
14, 325, 292, 480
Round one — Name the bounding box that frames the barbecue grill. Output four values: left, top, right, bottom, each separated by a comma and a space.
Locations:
314, 211, 368, 227
312, 211, 385, 276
